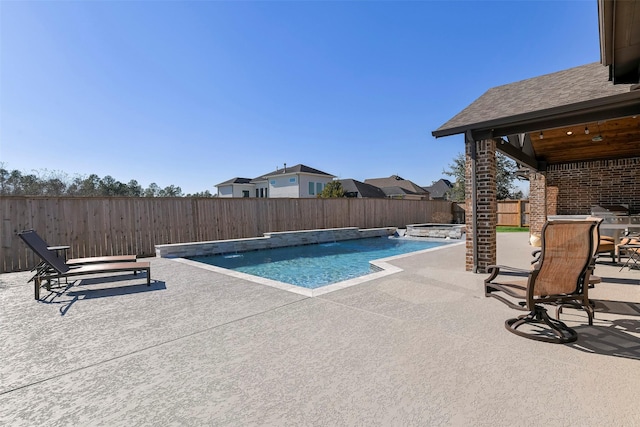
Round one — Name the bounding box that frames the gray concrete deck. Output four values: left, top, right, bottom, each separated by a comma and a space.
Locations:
1, 232, 640, 426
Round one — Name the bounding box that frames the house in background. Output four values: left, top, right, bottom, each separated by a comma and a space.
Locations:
379, 186, 427, 200
215, 178, 255, 198
363, 175, 430, 200
422, 179, 453, 200
216, 164, 335, 198
339, 179, 387, 198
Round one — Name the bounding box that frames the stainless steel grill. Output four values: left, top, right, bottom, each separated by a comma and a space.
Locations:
590, 204, 640, 238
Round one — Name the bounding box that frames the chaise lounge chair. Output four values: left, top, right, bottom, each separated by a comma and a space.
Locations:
19, 230, 137, 265
18, 231, 150, 300
484, 219, 599, 344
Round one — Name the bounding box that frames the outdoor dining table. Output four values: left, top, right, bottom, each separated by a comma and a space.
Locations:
617, 243, 640, 271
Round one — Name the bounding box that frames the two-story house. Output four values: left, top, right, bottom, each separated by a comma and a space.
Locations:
216, 164, 336, 198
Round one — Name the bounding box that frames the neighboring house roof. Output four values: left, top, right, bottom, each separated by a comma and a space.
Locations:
215, 177, 253, 186
422, 179, 453, 199
339, 179, 387, 198
379, 186, 421, 198
253, 164, 335, 181
364, 175, 428, 195
432, 62, 634, 138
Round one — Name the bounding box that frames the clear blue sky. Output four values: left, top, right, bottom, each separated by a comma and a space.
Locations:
1, 1, 599, 195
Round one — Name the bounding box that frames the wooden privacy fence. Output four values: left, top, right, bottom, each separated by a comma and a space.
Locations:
449, 201, 529, 227
0, 196, 455, 273
497, 199, 530, 227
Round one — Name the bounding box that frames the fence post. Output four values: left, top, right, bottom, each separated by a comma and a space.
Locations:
517, 200, 523, 227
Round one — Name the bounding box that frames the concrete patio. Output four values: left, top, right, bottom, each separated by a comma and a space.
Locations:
1, 232, 639, 426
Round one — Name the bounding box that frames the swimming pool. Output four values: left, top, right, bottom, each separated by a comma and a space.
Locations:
188, 237, 453, 290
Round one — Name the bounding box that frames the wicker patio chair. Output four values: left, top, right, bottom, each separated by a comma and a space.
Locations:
485, 219, 598, 344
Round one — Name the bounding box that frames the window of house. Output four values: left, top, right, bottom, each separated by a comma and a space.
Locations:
270, 180, 276, 185
256, 189, 259, 197
289, 177, 296, 183
309, 182, 315, 195
260, 188, 264, 198
242, 190, 249, 198
316, 182, 323, 194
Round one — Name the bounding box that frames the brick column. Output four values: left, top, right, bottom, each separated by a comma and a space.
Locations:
465, 138, 497, 272
476, 140, 497, 272
465, 141, 474, 271
529, 172, 547, 245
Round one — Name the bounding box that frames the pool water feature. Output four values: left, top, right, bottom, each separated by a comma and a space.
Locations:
186, 237, 456, 295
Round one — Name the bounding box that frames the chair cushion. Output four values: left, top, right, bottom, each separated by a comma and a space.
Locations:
598, 239, 615, 253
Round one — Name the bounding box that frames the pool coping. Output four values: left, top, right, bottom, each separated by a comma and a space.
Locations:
171, 238, 466, 297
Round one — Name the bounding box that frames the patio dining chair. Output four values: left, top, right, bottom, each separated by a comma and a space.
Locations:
484, 219, 599, 344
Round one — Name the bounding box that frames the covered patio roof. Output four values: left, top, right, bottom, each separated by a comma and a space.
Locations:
432, 62, 640, 170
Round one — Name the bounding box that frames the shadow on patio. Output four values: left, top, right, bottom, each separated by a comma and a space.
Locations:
36, 274, 167, 316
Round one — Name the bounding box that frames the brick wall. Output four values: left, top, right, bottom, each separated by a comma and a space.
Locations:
546, 157, 640, 214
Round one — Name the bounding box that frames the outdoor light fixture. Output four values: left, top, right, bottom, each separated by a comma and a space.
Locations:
566, 131, 573, 135
591, 123, 603, 142
585, 126, 590, 134
539, 131, 543, 139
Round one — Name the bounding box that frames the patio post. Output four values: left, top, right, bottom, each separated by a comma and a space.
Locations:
465, 134, 497, 272
529, 172, 547, 245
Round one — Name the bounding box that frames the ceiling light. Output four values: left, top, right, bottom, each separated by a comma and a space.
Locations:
591, 122, 603, 142
567, 131, 573, 135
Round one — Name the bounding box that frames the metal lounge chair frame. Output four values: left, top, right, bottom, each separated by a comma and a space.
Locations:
18, 230, 150, 300
20, 229, 138, 286
484, 219, 598, 344
19, 229, 137, 266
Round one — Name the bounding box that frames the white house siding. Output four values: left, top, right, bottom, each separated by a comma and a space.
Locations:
217, 185, 234, 198
254, 182, 269, 198
298, 174, 332, 198
268, 175, 300, 198
232, 184, 256, 197
216, 184, 256, 198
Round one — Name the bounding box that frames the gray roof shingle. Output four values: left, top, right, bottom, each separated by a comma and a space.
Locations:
339, 179, 387, 198
434, 62, 634, 136
253, 164, 335, 181
364, 175, 427, 194
216, 177, 253, 186
380, 186, 418, 197
422, 179, 452, 199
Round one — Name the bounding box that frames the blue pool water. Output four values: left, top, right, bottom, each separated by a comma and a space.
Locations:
189, 237, 449, 289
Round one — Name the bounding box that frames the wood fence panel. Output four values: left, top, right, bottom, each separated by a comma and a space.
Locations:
351, 199, 363, 228
0, 196, 459, 273
497, 200, 529, 227
322, 199, 338, 230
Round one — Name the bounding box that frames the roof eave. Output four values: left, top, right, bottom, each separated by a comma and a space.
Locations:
432, 90, 640, 139
598, 0, 614, 68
